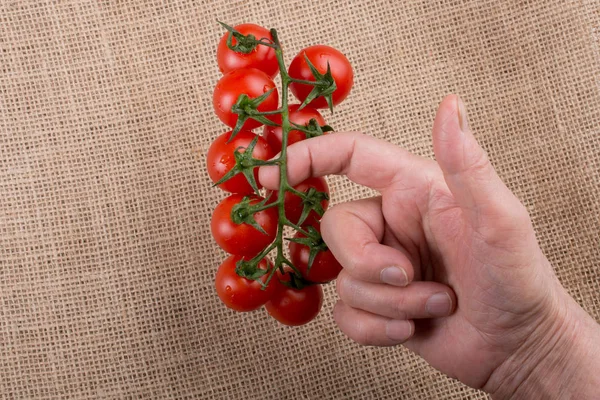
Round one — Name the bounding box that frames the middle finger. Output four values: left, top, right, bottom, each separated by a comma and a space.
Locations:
336, 270, 456, 320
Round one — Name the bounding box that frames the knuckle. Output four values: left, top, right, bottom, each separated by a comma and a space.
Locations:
512, 202, 532, 226
392, 297, 409, 320
352, 320, 373, 346
335, 273, 362, 307
464, 145, 492, 175
343, 252, 362, 274
320, 205, 344, 239
335, 272, 351, 301
479, 200, 533, 246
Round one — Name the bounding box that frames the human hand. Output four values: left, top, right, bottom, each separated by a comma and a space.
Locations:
259, 95, 600, 398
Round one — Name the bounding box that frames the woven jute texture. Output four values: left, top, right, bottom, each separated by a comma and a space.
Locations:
1, 0, 599, 398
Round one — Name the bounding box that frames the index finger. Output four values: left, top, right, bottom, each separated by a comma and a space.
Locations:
258, 132, 430, 191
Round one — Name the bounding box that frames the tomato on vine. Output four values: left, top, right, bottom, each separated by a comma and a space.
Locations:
262, 104, 330, 153
217, 23, 279, 78
211, 194, 278, 257
208, 22, 355, 323
288, 45, 353, 109
207, 130, 274, 194
213, 68, 279, 130
265, 269, 323, 326
289, 223, 342, 283
215, 255, 278, 312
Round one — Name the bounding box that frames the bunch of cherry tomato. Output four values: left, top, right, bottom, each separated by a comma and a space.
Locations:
207, 22, 353, 325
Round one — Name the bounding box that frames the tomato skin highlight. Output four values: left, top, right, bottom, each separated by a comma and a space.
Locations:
213, 68, 279, 130
211, 194, 278, 257
289, 224, 343, 283
262, 103, 327, 153
288, 45, 353, 109
267, 176, 329, 227
265, 270, 324, 326
215, 255, 277, 312
206, 130, 274, 194
217, 23, 279, 78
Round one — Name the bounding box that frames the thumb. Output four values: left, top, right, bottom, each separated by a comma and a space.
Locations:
432, 94, 529, 233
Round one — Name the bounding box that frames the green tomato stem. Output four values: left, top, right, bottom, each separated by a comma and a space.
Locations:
289, 77, 320, 86
272, 30, 291, 279
250, 201, 278, 213
283, 221, 310, 237
253, 108, 284, 116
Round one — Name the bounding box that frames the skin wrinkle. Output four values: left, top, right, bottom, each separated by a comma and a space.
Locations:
460, 262, 555, 391
305, 139, 316, 184
342, 197, 385, 242
382, 165, 434, 278
380, 225, 415, 270
349, 240, 378, 274
340, 134, 361, 185
423, 183, 464, 283
383, 188, 424, 254
340, 273, 409, 320
485, 301, 573, 398
353, 310, 370, 346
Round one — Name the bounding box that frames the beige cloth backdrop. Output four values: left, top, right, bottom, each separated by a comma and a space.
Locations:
1, 1, 599, 399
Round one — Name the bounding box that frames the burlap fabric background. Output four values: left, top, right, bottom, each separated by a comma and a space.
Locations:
1, 0, 599, 399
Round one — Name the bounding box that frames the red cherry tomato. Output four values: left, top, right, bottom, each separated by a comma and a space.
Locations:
207, 130, 274, 194
262, 103, 327, 153
288, 45, 353, 109
217, 23, 279, 78
265, 270, 323, 326
213, 68, 279, 130
215, 255, 277, 312
267, 177, 329, 226
289, 224, 343, 283
211, 194, 278, 257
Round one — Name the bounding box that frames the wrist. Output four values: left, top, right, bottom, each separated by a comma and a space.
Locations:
485, 284, 600, 399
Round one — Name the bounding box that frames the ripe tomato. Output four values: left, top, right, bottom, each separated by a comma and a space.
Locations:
265, 270, 323, 326
262, 103, 327, 153
217, 23, 278, 78
213, 68, 279, 130
215, 255, 277, 312
267, 176, 329, 226
207, 130, 274, 194
288, 45, 353, 109
211, 194, 278, 256
289, 224, 343, 283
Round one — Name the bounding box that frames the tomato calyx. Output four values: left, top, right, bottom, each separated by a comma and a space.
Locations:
234, 258, 268, 280
218, 21, 275, 54
230, 90, 281, 139
288, 186, 329, 226
286, 225, 328, 274
230, 196, 276, 235
278, 269, 314, 290
291, 118, 334, 139
294, 56, 337, 112
213, 135, 274, 194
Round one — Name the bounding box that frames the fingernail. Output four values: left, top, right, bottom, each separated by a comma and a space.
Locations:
456, 96, 470, 132
386, 320, 413, 342
426, 292, 453, 317
380, 267, 408, 287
